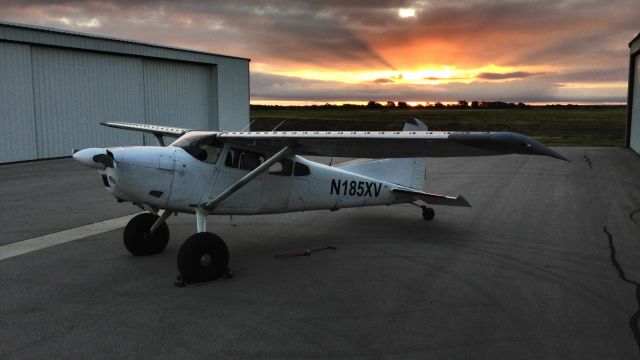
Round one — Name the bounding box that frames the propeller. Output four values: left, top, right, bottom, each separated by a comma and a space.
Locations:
73, 148, 115, 169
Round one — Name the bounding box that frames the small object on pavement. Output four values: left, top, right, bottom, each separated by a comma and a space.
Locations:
275, 246, 337, 259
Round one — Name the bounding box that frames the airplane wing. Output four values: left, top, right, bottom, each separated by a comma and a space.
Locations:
100, 120, 566, 160
219, 130, 568, 160
101, 122, 192, 138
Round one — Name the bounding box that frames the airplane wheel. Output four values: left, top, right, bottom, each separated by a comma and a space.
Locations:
177, 232, 229, 283
123, 213, 170, 256
421, 206, 435, 221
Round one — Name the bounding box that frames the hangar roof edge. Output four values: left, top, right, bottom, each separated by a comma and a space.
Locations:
629, 32, 640, 48
0, 21, 251, 63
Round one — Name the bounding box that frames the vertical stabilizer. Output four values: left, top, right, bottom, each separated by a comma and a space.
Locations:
338, 119, 428, 190
402, 118, 427, 190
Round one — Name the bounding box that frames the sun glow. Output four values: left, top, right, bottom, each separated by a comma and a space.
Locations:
269, 64, 550, 86
398, 8, 416, 18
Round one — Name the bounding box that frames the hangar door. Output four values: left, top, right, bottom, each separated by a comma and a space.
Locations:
30, 47, 214, 159
142, 59, 214, 145
632, 55, 640, 153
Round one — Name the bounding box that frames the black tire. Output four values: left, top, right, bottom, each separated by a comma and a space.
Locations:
422, 207, 435, 221
177, 232, 229, 283
123, 213, 170, 256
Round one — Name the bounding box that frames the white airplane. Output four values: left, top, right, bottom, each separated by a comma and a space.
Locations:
73, 119, 566, 283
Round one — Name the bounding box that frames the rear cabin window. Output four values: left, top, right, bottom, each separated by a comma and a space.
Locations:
268, 158, 294, 176
225, 148, 265, 171
293, 162, 310, 176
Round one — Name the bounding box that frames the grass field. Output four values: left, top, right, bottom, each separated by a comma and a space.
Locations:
250, 107, 627, 147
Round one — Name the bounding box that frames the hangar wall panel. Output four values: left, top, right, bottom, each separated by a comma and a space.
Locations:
631, 56, 640, 153
142, 59, 214, 131
216, 57, 249, 131
0, 42, 37, 163
31, 47, 144, 158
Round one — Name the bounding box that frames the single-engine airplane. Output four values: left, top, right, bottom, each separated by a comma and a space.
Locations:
73, 119, 566, 283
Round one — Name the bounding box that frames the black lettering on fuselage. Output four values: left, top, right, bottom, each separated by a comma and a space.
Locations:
374, 183, 382, 197
329, 179, 382, 198
330, 179, 340, 195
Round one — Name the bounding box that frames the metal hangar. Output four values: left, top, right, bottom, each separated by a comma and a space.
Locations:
628, 32, 640, 154
0, 22, 250, 163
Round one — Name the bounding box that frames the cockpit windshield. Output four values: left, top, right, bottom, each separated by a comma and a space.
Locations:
171, 131, 223, 164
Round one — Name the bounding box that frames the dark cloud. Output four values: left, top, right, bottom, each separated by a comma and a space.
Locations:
0, 0, 635, 102
1, 0, 397, 69
557, 67, 629, 83
372, 78, 394, 84
478, 72, 534, 80
425, 77, 470, 81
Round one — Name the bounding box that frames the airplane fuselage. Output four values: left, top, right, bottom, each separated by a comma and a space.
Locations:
72, 119, 566, 283
92, 144, 413, 215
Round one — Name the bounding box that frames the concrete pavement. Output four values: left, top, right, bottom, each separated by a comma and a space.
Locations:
1, 148, 639, 359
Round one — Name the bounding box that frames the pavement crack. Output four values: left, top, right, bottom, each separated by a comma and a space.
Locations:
603, 226, 640, 353
631, 209, 640, 227
583, 155, 593, 170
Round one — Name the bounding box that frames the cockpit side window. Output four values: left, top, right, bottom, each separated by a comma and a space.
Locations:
225, 148, 265, 171
293, 162, 310, 176
173, 132, 223, 164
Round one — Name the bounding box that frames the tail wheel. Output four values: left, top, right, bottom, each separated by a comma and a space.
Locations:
177, 232, 229, 283
123, 213, 170, 256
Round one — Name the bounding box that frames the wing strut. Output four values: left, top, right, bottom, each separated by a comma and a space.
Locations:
154, 134, 165, 147
201, 146, 293, 211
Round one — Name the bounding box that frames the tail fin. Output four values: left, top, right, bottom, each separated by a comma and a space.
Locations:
338, 119, 427, 190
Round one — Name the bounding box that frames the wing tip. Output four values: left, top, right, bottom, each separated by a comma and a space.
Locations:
456, 195, 472, 208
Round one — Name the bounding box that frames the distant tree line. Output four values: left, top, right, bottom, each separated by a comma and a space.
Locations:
364, 100, 529, 109
250, 101, 625, 110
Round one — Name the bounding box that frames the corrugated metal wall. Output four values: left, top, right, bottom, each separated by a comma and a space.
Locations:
143, 58, 214, 129
631, 56, 640, 153
29, 47, 216, 157
31, 47, 144, 157
0, 42, 36, 163
217, 57, 250, 131
0, 23, 250, 163
0, 41, 247, 162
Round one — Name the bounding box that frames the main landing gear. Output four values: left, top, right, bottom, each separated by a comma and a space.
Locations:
177, 232, 229, 283
123, 209, 230, 283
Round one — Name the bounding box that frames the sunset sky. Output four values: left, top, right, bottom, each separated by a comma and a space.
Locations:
2, 0, 638, 104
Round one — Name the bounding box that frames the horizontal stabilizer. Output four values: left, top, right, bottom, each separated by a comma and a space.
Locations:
392, 187, 471, 207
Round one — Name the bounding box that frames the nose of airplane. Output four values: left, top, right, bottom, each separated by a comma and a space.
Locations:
73, 148, 115, 169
